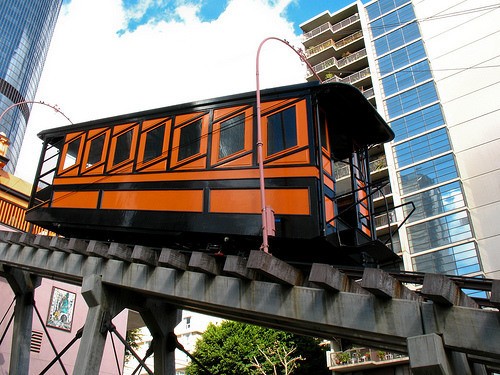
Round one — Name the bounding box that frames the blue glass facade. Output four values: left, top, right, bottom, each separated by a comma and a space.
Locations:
0, 1, 62, 173
366, 0, 482, 276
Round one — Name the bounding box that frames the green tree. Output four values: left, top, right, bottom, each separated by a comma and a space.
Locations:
185, 321, 329, 375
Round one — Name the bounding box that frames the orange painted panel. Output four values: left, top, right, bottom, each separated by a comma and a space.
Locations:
142, 117, 169, 131
101, 190, 203, 212
112, 122, 137, 135
174, 112, 205, 127
213, 105, 249, 121
322, 154, 331, 173
52, 191, 99, 209
53, 166, 320, 185
325, 196, 335, 226
210, 188, 310, 215
260, 99, 297, 114
323, 175, 334, 190
265, 149, 310, 166
213, 153, 253, 168
137, 160, 168, 172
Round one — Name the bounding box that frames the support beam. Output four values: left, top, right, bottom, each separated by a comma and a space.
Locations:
2, 268, 40, 375
246, 250, 303, 285
74, 274, 123, 375
421, 273, 477, 307
189, 252, 220, 275
139, 300, 181, 375
308, 263, 368, 294
408, 333, 453, 375
360, 268, 420, 300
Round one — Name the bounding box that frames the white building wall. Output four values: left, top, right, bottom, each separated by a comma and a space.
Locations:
414, 0, 500, 278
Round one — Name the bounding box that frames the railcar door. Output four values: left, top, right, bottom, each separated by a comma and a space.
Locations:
317, 108, 338, 244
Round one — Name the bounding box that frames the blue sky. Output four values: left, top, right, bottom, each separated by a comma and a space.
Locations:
117, 0, 360, 34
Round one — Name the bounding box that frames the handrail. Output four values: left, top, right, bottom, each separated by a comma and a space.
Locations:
302, 13, 360, 42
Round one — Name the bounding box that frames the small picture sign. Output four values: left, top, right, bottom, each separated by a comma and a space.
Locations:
46, 287, 76, 331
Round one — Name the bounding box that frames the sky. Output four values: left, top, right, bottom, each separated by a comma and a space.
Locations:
16, 0, 358, 181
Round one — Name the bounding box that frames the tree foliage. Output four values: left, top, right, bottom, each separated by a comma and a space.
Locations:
185, 321, 329, 375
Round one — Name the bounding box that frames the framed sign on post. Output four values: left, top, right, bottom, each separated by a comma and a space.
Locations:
46, 287, 76, 331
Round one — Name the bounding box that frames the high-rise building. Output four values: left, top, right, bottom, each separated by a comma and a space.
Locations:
300, 0, 500, 281
0, 1, 62, 173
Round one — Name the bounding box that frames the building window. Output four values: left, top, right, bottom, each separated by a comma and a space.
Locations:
394, 128, 451, 168
386, 81, 438, 119
378, 40, 426, 76
407, 210, 473, 254
219, 113, 245, 159
185, 316, 191, 329
112, 130, 133, 165
266, 106, 297, 156
370, 4, 415, 38
366, 0, 411, 20
402, 181, 466, 222
398, 153, 458, 195
374, 22, 420, 55
390, 104, 445, 142
143, 123, 166, 163
62, 137, 81, 170
382, 60, 432, 96
411, 242, 480, 275
86, 134, 106, 167
178, 119, 202, 161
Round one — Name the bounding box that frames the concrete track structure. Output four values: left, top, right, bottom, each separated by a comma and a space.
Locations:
0, 231, 499, 374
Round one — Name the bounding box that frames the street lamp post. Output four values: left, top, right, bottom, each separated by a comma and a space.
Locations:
255, 37, 322, 252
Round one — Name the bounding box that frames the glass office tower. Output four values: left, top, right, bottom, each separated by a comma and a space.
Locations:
301, 0, 500, 280
0, 1, 62, 173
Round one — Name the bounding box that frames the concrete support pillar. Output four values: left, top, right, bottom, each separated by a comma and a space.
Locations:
140, 300, 181, 375
73, 274, 122, 375
3, 268, 40, 375
408, 333, 453, 375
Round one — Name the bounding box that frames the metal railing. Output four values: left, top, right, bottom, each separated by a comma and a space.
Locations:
374, 210, 397, 228
329, 348, 408, 368
0, 198, 48, 234
302, 13, 360, 42
371, 183, 392, 200
369, 155, 388, 173
323, 66, 371, 85
307, 47, 367, 78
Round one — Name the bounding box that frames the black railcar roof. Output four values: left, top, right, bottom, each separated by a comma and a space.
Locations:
37, 81, 394, 153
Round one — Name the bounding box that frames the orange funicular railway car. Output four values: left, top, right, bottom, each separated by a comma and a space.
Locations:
27, 82, 396, 266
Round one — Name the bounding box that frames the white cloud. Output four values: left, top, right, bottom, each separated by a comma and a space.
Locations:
16, 0, 308, 181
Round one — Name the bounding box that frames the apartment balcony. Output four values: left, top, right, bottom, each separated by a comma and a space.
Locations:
362, 87, 374, 99
322, 66, 372, 88
301, 13, 360, 47
328, 348, 409, 372
306, 46, 367, 79
334, 154, 388, 181
305, 29, 364, 65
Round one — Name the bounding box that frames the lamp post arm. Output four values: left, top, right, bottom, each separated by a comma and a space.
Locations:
256, 37, 322, 252
0, 100, 72, 126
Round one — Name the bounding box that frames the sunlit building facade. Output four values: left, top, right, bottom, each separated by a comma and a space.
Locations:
0, 1, 62, 173
300, 0, 500, 281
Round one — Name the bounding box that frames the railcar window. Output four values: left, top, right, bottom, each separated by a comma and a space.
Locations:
143, 124, 165, 163
267, 106, 297, 156
219, 113, 245, 159
87, 134, 105, 167
113, 130, 133, 165
62, 137, 81, 170
178, 119, 201, 161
